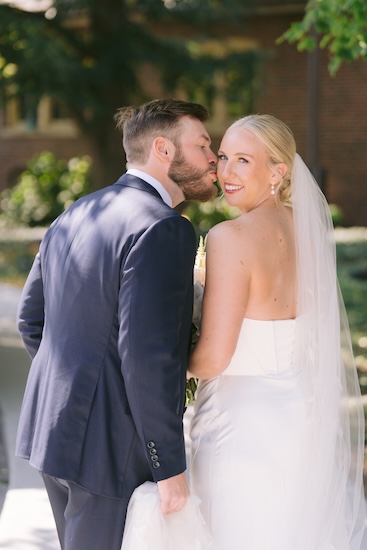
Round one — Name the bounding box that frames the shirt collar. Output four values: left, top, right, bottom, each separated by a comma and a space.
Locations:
126, 169, 172, 208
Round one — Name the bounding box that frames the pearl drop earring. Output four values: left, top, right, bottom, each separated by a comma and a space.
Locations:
271, 182, 275, 195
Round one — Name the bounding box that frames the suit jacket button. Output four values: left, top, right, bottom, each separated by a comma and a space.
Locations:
147, 441, 155, 449
151, 454, 159, 462
152, 462, 160, 469
149, 448, 157, 455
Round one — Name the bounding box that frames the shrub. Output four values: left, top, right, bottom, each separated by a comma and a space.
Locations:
0, 151, 92, 227
182, 196, 239, 237
329, 203, 344, 227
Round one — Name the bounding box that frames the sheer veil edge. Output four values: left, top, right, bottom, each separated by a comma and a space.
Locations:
291, 154, 366, 549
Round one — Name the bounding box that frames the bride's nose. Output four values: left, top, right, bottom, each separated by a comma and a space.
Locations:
219, 159, 234, 178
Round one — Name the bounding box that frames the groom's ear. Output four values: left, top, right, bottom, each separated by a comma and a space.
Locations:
153, 136, 175, 163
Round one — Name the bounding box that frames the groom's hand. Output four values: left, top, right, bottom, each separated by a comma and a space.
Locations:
157, 472, 190, 514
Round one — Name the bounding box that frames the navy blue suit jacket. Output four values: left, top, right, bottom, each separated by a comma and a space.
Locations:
16, 174, 196, 499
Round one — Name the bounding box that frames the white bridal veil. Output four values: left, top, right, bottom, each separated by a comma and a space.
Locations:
291, 154, 366, 549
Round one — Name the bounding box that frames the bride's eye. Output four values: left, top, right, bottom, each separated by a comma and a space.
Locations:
239, 157, 248, 163
218, 154, 227, 161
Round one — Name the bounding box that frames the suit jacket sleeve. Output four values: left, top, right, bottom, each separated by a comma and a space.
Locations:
118, 213, 196, 482
17, 251, 45, 359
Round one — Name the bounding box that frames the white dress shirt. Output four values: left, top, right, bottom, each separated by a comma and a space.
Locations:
126, 169, 172, 208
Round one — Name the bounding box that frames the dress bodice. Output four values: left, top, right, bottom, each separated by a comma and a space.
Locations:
222, 318, 296, 377
191, 316, 307, 550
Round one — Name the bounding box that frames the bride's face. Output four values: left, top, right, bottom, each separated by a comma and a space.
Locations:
217, 126, 274, 213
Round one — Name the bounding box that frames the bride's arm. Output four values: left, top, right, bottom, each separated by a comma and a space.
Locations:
189, 221, 250, 379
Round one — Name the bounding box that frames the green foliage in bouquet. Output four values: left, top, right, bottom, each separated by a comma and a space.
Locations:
0, 152, 92, 227
186, 376, 198, 406
185, 235, 206, 406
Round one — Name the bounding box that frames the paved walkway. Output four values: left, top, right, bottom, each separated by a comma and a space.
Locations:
0, 282, 366, 549
0, 283, 59, 549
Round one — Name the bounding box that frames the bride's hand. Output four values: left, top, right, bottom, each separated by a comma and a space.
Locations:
157, 472, 190, 514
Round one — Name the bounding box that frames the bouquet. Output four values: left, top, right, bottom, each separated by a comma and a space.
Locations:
194, 235, 206, 286
186, 236, 206, 405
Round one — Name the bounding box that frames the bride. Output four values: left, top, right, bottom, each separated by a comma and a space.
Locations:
189, 114, 366, 549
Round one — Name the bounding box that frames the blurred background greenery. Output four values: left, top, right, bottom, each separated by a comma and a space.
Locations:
0, 151, 92, 227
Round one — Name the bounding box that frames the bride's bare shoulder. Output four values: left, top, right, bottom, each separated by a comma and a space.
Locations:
205, 217, 259, 271
208, 216, 258, 247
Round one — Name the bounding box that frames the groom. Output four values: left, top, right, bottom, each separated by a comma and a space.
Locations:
15, 98, 217, 549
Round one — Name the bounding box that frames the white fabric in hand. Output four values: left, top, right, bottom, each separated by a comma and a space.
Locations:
121, 481, 213, 550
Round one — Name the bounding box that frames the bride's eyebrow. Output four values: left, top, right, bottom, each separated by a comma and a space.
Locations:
218, 149, 255, 158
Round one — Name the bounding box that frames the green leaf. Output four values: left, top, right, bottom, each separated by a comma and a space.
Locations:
279, 0, 367, 75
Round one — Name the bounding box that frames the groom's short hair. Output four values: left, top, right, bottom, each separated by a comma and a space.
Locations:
114, 98, 209, 164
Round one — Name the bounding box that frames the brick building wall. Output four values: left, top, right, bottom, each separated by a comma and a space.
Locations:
319, 59, 367, 224
238, 12, 367, 226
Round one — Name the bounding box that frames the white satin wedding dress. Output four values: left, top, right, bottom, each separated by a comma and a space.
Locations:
190, 317, 307, 550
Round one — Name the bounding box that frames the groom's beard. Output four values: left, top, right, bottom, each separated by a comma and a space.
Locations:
168, 149, 217, 202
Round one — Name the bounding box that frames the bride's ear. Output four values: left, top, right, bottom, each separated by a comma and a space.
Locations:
271, 163, 288, 183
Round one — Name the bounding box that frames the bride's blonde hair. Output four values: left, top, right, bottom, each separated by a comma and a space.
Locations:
230, 114, 296, 204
